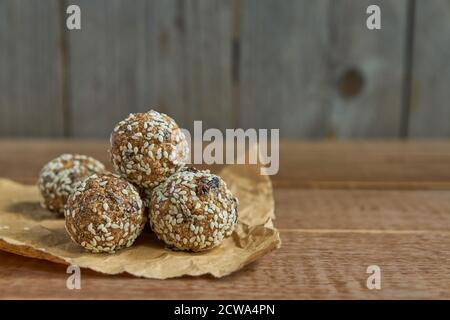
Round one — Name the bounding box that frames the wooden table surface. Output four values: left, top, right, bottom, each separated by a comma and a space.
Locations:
1, 139, 450, 299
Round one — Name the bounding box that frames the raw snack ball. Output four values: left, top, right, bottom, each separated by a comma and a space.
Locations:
148, 167, 238, 252
64, 173, 146, 253
110, 110, 189, 189
38, 154, 106, 215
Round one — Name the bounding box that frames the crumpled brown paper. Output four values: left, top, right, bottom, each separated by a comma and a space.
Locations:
0, 164, 280, 279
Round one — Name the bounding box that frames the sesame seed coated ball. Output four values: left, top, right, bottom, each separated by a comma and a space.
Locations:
148, 167, 238, 252
110, 110, 189, 189
38, 154, 106, 215
64, 173, 146, 253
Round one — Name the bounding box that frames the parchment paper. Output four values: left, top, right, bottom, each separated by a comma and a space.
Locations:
0, 164, 280, 279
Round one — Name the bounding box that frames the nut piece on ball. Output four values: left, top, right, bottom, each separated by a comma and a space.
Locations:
38, 154, 106, 215
64, 174, 146, 253
110, 110, 189, 189
148, 167, 238, 252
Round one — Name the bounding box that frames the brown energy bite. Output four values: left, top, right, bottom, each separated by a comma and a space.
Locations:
38, 154, 106, 215
109, 110, 189, 189
148, 167, 238, 252
64, 173, 146, 253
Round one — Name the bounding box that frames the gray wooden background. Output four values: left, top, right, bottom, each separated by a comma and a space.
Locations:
0, 0, 449, 139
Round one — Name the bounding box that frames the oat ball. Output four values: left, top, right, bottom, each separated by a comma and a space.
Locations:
64, 173, 146, 253
110, 110, 189, 189
38, 154, 106, 215
148, 167, 238, 252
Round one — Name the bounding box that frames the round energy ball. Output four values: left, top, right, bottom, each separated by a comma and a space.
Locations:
109, 110, 189, 189
64, 173, 146, 253
148, 167, 238, 252
38, 154, 106, 215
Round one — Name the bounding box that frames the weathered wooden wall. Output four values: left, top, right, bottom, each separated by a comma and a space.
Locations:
409, 0, 450, 137
0, 0, 448, 138
0, 0, 65, 137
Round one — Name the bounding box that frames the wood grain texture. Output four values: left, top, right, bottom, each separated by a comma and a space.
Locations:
276, 189, 450, 230
1, 140, 450, 189
67, 0, 233, 138
275, 140, 450, 189
239, 0, 408, 138
1, 231, 450, 299
2, 1, 450, 140
409, 0, 450, 137
0, 0, 65, 137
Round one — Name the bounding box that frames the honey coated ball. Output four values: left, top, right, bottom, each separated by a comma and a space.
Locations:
109, 110, 189, 189
38, 154, 106, 215
148, 167, 238, 252
64, 174, 146, 253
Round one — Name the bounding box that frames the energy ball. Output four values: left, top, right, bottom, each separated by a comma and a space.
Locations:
110, 110, 189, 189
64, 174, 146, 253
148, 167, 238, 252
38, 154, 106, 215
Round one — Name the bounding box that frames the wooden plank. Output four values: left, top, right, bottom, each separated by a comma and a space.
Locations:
240, 0, 408, 138
67, 0, 233, 138
1, 140, 450, 189
409, 0, 450, 137
276, 189, 450, 230
0, 0, 64, 137
66, 0, 148, 138
275, 141, 450, 189
181, 0, 235, 131
1, 230, 449, 299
